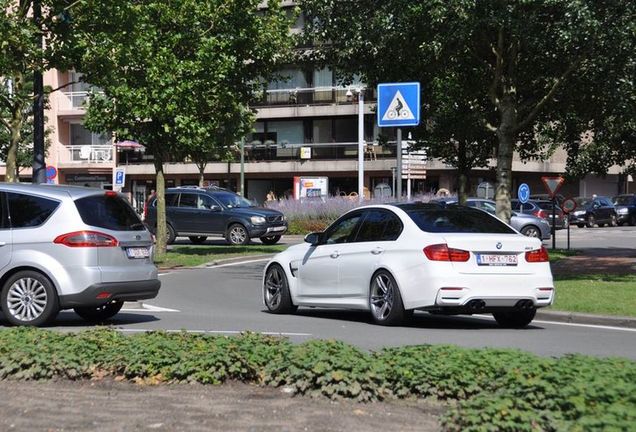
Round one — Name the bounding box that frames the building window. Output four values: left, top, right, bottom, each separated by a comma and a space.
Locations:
70, 124, 111, 146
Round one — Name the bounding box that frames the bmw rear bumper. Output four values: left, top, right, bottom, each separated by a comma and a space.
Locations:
59, 279, 161, 308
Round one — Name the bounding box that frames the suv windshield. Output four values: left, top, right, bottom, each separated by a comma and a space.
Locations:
75, 194, 145, 231
213, 192, 253, 209
614, 196, 634, 206
406, 207, 516, 234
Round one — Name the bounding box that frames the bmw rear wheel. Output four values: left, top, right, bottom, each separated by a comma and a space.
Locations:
1, 271, 59, 326
493, 308, 536, 328
264, 264, 296, 314
369, 270, 407, 326
74, 300, 124, 322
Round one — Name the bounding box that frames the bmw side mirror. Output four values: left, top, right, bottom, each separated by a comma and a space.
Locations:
304, 232, 322, 246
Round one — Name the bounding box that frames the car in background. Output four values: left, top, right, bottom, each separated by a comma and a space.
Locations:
0, 183, 160, 326
145, 187, 288, 245
612, 194, 636, 226
530, 193, 565, 206
570, 197, 618, 228
263, 203, 554, 328
435, 198, 551, 240
511, 199, 568, 229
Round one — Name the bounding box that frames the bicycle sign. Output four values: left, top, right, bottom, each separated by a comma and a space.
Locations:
377, 82, 420, 127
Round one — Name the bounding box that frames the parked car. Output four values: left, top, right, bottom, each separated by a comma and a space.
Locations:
435, 198, 551, 240
0, 183, 160, 326
145, 187, 288, 245
511, 199, 568, 229
262, 203, 554, 328
529, 193, 565, 206
612, 194, 636, 226
570, 197, 618, 228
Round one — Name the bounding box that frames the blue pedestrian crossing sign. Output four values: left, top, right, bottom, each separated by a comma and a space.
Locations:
377, 82, 420, 127
518, 183, 530, 204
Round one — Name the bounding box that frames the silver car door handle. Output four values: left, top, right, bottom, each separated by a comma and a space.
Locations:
371, 247, 384, 255
330, 251, 340, 258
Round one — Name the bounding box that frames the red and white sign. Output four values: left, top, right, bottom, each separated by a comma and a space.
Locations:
561, 197, 577, 214
541, 176, 565, 199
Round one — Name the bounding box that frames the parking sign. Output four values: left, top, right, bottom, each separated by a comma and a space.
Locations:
113, 167, 126, 188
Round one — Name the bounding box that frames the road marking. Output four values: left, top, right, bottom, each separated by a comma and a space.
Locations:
158, 273, 170, 276
117, 328, 312, 337
475, 314, 636, 333
205, 258, 271, 269
121, 304, 180, 313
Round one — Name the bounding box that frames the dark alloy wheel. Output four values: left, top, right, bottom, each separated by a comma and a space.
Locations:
166, 224, 177, 244
74, 300, 124, 322
260, 235, 281, 245
493, 308, 536, 328
263, 264, 296, 314
189, 236, 207, 245
369, 270, 408, 326
1, 270, 59, 326
586, 214, 596, 228
227, 223, 250, 245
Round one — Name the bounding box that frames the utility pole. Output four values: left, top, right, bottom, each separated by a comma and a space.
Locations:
32, 0, 46, 184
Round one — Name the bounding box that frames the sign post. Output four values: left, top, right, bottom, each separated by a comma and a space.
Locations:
541, 176, 565, 250
561, 197, 577, 251
377, 82, 421, 200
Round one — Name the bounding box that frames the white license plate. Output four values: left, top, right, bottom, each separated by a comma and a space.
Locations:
126, 247, 150, 259
476, 254, 518, 266
269, 226, 286, 232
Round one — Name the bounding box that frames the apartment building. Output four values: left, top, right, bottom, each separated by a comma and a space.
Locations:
1, 6, 628, 209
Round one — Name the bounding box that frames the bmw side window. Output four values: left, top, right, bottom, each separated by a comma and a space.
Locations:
323, 214, 362, 244
355, 210, 403, 242
7, 192, 60, 228
179, 194, 198, 208
383, 212, 403, 240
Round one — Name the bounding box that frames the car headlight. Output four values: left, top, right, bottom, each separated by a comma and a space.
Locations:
282, 215, 288, 221
251, 216, 266, 224
618, 208, 628, 214
573, 210, 585, 216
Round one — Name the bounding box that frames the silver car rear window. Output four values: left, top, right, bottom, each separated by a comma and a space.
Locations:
75, 194, 145, 231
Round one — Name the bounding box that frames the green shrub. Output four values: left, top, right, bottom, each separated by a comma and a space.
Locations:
1, 328, 635, 431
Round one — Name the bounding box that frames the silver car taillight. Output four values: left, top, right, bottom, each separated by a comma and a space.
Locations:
54, 231, 119, 248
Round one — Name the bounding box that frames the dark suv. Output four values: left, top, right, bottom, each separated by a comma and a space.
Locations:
145, 187, 287, 245
570, 196, 618, 228
612, 194, 636, 226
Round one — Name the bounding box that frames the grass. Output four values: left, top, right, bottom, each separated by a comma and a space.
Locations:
154, 244, 288, 268
551, 274, 636, 317
547, 248, 579, 262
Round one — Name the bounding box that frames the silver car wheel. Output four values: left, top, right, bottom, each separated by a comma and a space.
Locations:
229, 225, 247, 245
7, 277, 48, 322
370, 273, 394, 321
264, 266, 283, 309
522, 226, 540, 237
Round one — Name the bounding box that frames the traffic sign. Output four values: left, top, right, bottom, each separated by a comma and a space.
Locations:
113, 167, 126, 188
518, 183, 530, 203
377, 82, 420, 127
46, 165, 57, 180
561, 197, 577, 214
541, 176, 565, 199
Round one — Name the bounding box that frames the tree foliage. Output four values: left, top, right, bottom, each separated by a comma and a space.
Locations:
300, 0, 635, 220
71, 0, 293, 253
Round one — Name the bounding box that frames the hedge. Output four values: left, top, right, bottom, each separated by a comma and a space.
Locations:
1, 328, 635, 431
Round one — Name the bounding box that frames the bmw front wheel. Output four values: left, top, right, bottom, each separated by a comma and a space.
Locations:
263, 264, 296, 314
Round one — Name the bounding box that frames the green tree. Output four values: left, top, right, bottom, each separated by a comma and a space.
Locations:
73, 0, 292, 254
1, 0, 75, 182
300, 0, 635, 221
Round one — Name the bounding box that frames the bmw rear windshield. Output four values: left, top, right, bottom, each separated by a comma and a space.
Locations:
75, 193, 145, 231
405, 206, 516, 234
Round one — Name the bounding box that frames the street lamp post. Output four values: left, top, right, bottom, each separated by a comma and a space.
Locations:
32, 0, 46, 184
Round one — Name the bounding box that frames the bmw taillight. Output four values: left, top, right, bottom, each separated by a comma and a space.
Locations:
525, 246, 549, 263
54, 231, 119, 248
424, 244, 470, 262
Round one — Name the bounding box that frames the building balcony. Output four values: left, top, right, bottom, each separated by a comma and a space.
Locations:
56, 91, 89, 117
57, 144, 115, 168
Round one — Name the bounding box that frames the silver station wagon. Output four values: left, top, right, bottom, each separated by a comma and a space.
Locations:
0, 183, 160, 326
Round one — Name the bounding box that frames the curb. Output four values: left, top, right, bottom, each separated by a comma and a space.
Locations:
536, 310, 636, 329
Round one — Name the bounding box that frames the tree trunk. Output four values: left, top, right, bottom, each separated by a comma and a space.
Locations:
458, 170, 469, 205
197, 161, 206, 187
495, 100, 516, 223
153, 157, 167, 256
5, 73, 24, 183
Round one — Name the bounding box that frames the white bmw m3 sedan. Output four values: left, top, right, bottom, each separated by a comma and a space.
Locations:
262, 203, 554, 328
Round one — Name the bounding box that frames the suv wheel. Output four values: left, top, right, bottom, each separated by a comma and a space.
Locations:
188, 236, 207, 245
609, 215, 618, 227
586, 215, 595, 228
1, 270, 59, 326
166, 224, 177, 244
227, 223, 250, 245
260, 235, 281, 245
74, 300, 124, 322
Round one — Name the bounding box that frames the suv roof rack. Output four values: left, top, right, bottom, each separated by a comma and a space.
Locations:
173, 185, 232, 192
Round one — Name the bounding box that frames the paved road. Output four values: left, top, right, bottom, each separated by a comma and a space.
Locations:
24, 255, 634, 361
552, 224, 636, 250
